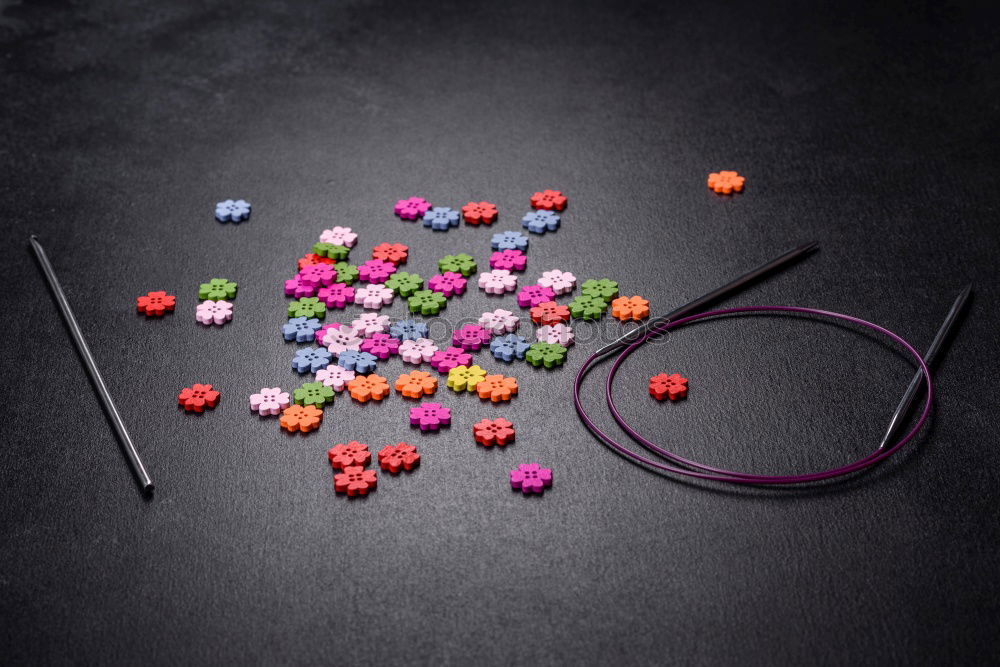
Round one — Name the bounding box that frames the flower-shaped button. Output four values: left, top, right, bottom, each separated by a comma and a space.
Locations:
280, 404, 323, 433
215, 199, 251, 222
461, 201, 498, 225
319, 226, 358, 248
490, 334, 531, 362
384, 271, 424, 297
430, 346, 473, 373
530, 189, 567, 211
297, 253, 334, 271
288, 297, 326, 319
315, 322, 342, 347
137, 291, 175, 316
378, 443, 420, 473
409, 402, 451, 431
316, 322, 343, 347
428, 272, 468, 298
331, 262, 360, 285
355, 284, 394, 310
491, 231, 528, 251
395, 370, 438, 398
568, 294, 608, 321
510, 463, 553, 494
372, 242, 408, 265
473, 418, 515, 446
312, 242, 350, 261
358, 259, 397, 284
294, 381, 335, 408
516, 285, 555, 308
196, 299, 233, 326
422, 206, 460, 231
389, 319, 429, 341
249, 387, 290, 416
407, 290, 448, 316
437, 253, 477, 276
315, 365, 355, 392
478, 269, 518, 295
525, 342, 567, 369
537, 270, 576, 295
178, 383, 220, 412
282, 316, 323, 342
452, 324, 492, 351
649, 373, 688, 401
360, 333, 400, 359
338, 349, 378, 374
530, 301, 570, 325
317, 283, 356, 309
447, 364, 488, 392
334, 466, 377, 496
611, 295, 650, 321
476, 374, 518, 402
521, 210, 560, 234
199, 278, 238, 301
399, 338, 439, 364
581, 279, 619, 301
536, 322, 574, 346
346, 374, 391, 402
328, 441, 371, 470
284, 275, 317, 299
394, 196, 431, 220
478, 309, 519, 335
707, 170, 745, 194
292, 347, 333, 374
351, 312, 391, 337
323, 327, 364, 356
298, 263, 337, 288
489, 249, 526, 272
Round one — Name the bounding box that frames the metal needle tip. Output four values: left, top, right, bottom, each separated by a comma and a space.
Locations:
30, 235, 154, 493
877, 283, 972, 450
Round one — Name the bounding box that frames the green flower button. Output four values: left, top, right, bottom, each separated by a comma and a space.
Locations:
407, 289, 448, 315
438, 253, 477, 276
288, 297, 326, 319
385, 271, 424, 297
525, 342, 567, 369
294, 382, 334, 407
198, 278, 237, 301
312, 242, 350, 261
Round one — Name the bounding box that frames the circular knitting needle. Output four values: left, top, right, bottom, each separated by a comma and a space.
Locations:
877, 283, 972, 451
29, 235, 154, 494
594, 241, 819, 358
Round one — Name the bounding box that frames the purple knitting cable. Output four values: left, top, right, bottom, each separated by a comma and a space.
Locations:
574, 306, 933, 484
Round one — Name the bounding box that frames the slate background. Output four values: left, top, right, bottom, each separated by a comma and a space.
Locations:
1, 0, 998, 664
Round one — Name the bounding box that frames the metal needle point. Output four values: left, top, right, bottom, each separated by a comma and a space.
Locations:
30, 235, 154, 494
877, 283, 972, 450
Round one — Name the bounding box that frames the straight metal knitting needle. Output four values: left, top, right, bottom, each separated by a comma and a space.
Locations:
594, 241, 819, 357
877, 283, 972, 451
29, 235, 154, 494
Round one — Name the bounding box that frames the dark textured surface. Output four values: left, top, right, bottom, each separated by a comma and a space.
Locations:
2, 1, 999, 664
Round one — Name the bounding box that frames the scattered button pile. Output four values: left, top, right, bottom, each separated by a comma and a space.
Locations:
176, 187, 680, 499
